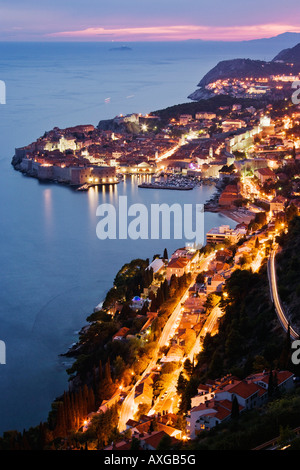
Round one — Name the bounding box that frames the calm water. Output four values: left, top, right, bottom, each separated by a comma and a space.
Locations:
0, 40, 292, 433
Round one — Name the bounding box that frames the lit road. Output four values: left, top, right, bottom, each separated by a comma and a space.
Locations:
201, 304, 223, 337
118, 282, 192, 431
118, 252, 215, 430
268, 247, 298, 340
156, 143, 181, 164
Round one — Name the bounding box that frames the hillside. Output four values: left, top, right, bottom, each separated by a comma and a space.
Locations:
275, 216, 300, 333
273, 42, 300, 64
188, 42, 300, 101
197, 58, 294, 88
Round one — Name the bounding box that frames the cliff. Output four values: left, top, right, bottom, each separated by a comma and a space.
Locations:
273, 42, 300, 64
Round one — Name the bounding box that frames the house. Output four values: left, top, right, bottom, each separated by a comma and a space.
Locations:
130, 296, 146, 311
214, 380, 267, 410
270, 195, 287, 213
98, 392, 122, 413
245, 370, 294, 393
160, 345, 184, 363
187, 399, 239, 437
187, 371, 293, 437
179, 114, 193, 125
146, 258, 165, 274
206, 273, 225, 294
218, 187, 239, 207
255, 167, 277, 184
191, 375, 240, 407
183, 296, 205, 314
112, 327, 130, 341
134, 372, 157, 406
104, 440, 132, 450
139, 430, 180, 450
166, 257, 190, 281
126, 414, 183, 440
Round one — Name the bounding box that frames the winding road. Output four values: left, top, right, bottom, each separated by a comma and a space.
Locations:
268, 247, 298, 340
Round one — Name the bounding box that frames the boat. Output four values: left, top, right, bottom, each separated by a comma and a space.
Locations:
138, 182, 194, 190
76, 183, 90, 191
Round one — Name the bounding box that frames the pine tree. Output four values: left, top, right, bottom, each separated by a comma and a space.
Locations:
54, 401, 67, 438
63, 391, 73, 431
98, 360, 103, 382
231, 395, 240, 420
105, 359, 112, 383
88, 387, 96, 414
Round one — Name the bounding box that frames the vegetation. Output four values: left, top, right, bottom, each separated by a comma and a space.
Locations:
276, 216, 300, 332
176, 265, 294, 415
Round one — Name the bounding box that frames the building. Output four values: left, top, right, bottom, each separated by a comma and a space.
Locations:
218, 184, 239, 207
195, 112, 216, 120
270, 195, 287, 213
112, 327, 130, 341
166, 257, 190, 281
205, 273, 225, 294
255, 167, 277, 184
206, 225, 241, 245
130, 296, 147, 311
70, 165, 117, 186
187, 400, 236, 437
160, 345, 184, 363
179, 114, 193, 125
187, 370, 294, 438
146, 258, 165, 274
222, 120, 246, 133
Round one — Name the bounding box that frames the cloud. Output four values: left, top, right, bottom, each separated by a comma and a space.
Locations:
47, 23, 300, 41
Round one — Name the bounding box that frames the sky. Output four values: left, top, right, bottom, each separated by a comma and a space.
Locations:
1, 0, 300, 42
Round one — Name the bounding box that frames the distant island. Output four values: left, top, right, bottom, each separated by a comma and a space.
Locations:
109, 46, 132, 51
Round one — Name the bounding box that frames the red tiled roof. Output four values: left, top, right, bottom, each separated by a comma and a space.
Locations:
167, 258, 189, 269
226, 380, 261, 399
113, 327, 130, 339
141, 431, 179, 449
257, 167, 275, 176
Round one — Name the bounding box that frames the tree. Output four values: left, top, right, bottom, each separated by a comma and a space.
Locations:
135, 403, 151, 420
113, 356, 126, 380
279, 324, 292, 370
255, 237, 260, 250
196, 272, 205, 284
163, 248, 168, 260
130, 436, 141, 450
157, 433, 173, 450
177, 371, 188, 396
183, 358, 194, 378
231, 395, 240, 420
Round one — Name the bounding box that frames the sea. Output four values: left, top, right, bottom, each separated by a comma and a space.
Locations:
0, 39, 295, 434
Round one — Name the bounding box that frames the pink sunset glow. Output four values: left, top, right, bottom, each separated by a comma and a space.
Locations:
47, 23, 300, 42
